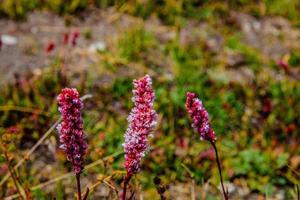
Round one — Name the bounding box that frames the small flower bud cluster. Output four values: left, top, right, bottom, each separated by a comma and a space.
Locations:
57, 88, 87, 174
186, 92, 216, 143
124, 75, 157, 176
45, 41, 55, 53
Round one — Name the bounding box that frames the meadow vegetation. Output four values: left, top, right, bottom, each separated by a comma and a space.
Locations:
0, 1, 300, 199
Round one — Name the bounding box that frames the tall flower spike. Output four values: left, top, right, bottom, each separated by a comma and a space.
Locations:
186, 92, 228, 200
124, 75, 157, 176
57, 88, 87, 174
186, 92, 216, 143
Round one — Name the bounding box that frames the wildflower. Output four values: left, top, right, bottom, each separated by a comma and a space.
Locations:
124, 75, 157, 176
185, 92, 216, 143
57, 88, 87, 174
186, 92, 228, 200
122, 75, 157, 200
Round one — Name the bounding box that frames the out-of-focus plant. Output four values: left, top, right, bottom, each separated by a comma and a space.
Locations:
118, 26, 155, 62
153, 176, 168, 200
2, 1, 300, 24
0, 126, 31, 199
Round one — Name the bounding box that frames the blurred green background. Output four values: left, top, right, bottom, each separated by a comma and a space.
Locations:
0, 0, 299, 199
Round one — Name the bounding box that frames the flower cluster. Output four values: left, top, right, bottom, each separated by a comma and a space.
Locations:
124, 75, 157, 176
57, 88, 87, 174
186, 92, 216, 143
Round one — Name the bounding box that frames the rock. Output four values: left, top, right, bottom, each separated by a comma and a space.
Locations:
230, 12, 293, 60
88, 41, 106, 52
208, 67, 254, 86
205, 35, 223, 53
1, 34, 18, 45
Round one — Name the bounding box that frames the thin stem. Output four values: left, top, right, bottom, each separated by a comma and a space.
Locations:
82, 187, 90, 200
190, 179, 196, 200
4, 152, 24, 200
121, 174, 131, 200
76, 173, 82, 200
297, 184, 299, 200
210, 141, 228, 200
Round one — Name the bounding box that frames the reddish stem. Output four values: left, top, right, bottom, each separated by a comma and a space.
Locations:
121, 174, 131, 200
210, 141, 229, 200
76, 173, 82, 200
82, 187, 90, 200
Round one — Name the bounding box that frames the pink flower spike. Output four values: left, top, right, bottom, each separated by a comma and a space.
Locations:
57, 88, 87, 174
123, 75, 157, 176
186, 92, 216, 143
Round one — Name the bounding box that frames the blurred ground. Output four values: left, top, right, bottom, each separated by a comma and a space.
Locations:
1, 9, 300, 84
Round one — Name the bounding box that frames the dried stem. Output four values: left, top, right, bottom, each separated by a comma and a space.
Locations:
82, 187, 90, 200
190, 179, 196, 200
210, 141, 229, 200
4, 152, 24, 200
158, 191, 166, 200
153, 177, 167, 200
76, 174, 82, 200
0, 118, 62, 188
121, 174, 131, 200
4, 151, 123, 200
0, 106, 50, 116
297, 184, 299, 200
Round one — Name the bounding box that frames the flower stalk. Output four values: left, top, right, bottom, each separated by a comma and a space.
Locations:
122, 75, 157, 200
186, 92, 228, 200
211, 141, 228, 200
57, 88, 88, 200
121, 174, 131, 200
76, 174, 82, 200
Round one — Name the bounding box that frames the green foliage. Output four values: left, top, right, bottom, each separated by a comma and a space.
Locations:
230, 149, 290, 193
1, 0, 300, 24
232, 149, 271, 176
289, 52, 300, 67
0, 0, 38, 19
0, 0, 88, 18
32, 189, 48, 199
264, 0, 300, 21
44, 0, 88, 15
118, 27, 155, 61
